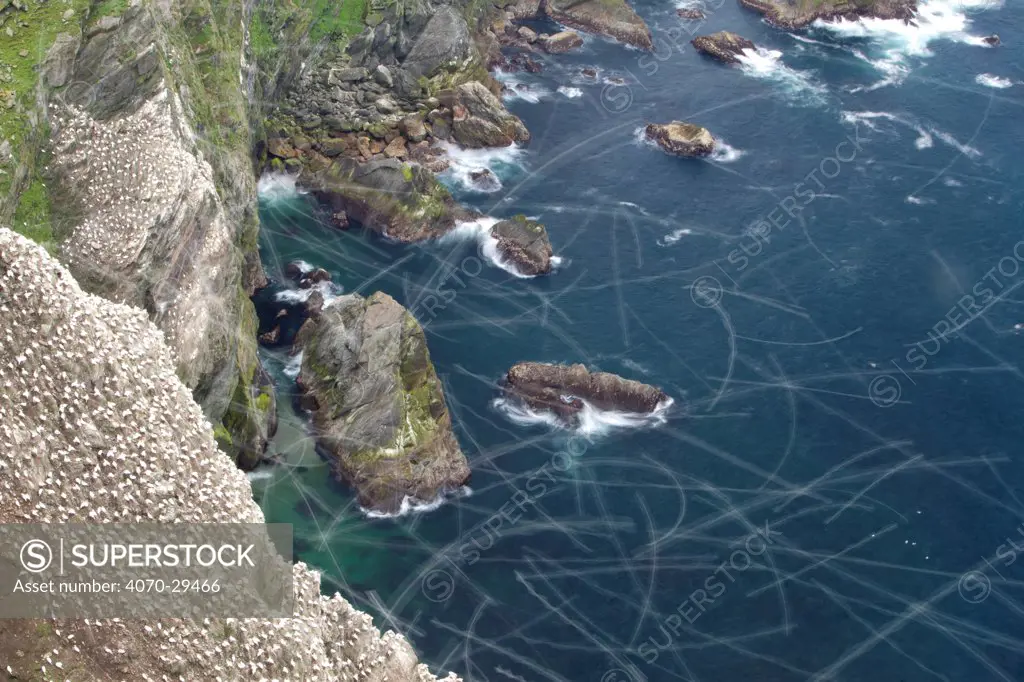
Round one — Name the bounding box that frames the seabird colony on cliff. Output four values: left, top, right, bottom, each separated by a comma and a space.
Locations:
0, 229, 459, 679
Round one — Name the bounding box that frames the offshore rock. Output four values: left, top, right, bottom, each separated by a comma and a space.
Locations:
296, 292, 470, 513
542, 31, 585, 54
446, 81, 530, 148
490, 215, 553, 276
505, 362, 669, 421
645, 121, 716, 157
691, 31, 756, 64
544, 0, 653, 50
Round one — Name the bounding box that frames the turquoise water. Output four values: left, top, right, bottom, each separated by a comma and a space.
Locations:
252, 1, 1024, 679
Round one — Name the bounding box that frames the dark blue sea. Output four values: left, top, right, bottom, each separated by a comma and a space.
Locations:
251, 0, 1024, 679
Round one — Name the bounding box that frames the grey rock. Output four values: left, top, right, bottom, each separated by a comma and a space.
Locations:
448, 81, 530, 148
331, 67, 369, 84
490, 216, 553, 275
43, 32, 81, 88
296, 292, 470, 513
505, 362, 670, 423
375, 96, 400, 114
374, 64, 393, 87
401, 7, 472, 78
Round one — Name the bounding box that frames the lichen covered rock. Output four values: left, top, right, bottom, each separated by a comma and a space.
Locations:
296, 292, 470, 513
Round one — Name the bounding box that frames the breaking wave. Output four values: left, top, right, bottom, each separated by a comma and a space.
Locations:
557, 86, 584, 98
814, 0, 1002, 88
975, 73, 1014, 89
736, 47, 828, 106
493, 396, 674, 438
257, 173, 304, 202
361, 487, 472, 519
436, 140, 525, 194
840, 110, 979, 156
441, 217, 540, 278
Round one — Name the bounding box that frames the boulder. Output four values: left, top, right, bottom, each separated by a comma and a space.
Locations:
490, 215, 553, 276
507, 0, 544, 19
677, 7, 706, 19
259, 326, 281, 345
645, 121, 716, 157
504, 362, 669, 422
984, 34, 1000, 46
400, 115, 427, 142
383, 136, 408, 158
446, 81, 530, 148
691, 31, 755, 64
542, 30, 584, 54
518, 26, 539, 43
296, 292, 470, 513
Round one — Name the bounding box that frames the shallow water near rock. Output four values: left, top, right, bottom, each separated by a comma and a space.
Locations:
254, 0, 1024, 678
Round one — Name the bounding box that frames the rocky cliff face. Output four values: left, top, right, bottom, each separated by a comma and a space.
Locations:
0, 228, 458, 681
296, 291, 471, 514
1, 0, 274, 467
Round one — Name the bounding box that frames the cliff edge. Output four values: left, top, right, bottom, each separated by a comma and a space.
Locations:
0, 227, 458, 681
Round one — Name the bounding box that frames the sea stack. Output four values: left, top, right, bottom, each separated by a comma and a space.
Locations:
645, 121, 716, 157
295, 292, 470, 513
490, 215, 554, 276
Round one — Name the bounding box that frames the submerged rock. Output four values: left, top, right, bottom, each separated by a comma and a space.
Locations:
983, 34, 1000, 46
490, 215, 554, 276
504, 362, 669, 421
645, 121, 716, 157
691, 31, 755, 64
677, 7, 706, 20
296, 292, 470, 513
738, 0, 916, 29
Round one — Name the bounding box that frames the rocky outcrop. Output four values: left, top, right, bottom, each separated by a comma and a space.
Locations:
692, 31, 756, 64
525, 0, 652, 50
0, 228, 458, 681
504, 362, 669, 421
2, 3, 274, 468
491, 215, 554, 276
645, 121, 716, 157
677, 7, 706, 19
738, 0, 916, 29
446, 81, 531, 148
299, 157, 474, 242
295, 292, 470, 513
542, 31, 585, 54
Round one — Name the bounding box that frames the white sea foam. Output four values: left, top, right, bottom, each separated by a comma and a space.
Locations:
494, 395, 673, 437
943, 177, 964, 187
246, 469, 275, 482
435, 140, 524, 193
283, 351, 303, 379
494, 70, 551, 103
710, 140, 745, 163
257, 173, 303, 202
658, 228, 693, 246
361, 487, 472, 519
736, 47, 828, 105
975, 73, 1014, 89
442, 217, 540, 278
815, 0, 1001, 87
840, 110, 978, 156
557, 86, 584, 98
274, 279, 341, 304
906, 195, 936, 205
